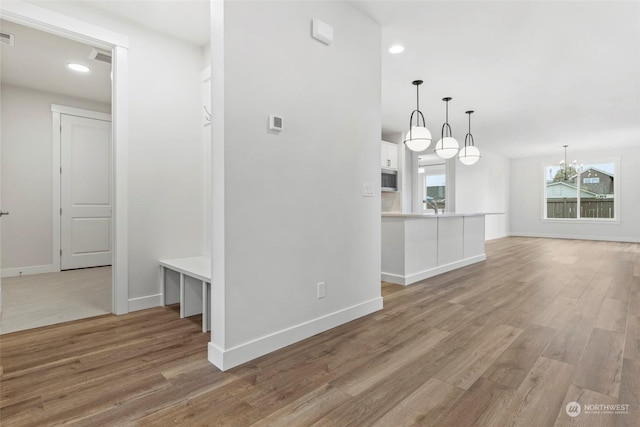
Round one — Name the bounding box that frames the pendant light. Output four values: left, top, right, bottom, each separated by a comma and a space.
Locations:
404, 80, 432, 152
560, 145, 582, 181
435, 97, 459, 159
458, 110, 480, 165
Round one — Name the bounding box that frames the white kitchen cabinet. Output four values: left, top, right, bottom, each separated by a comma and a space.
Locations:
381, 213, 489, 285
381, 141, 398, 170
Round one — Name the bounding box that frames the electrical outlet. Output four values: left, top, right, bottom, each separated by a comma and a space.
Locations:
317, 282, 326, 299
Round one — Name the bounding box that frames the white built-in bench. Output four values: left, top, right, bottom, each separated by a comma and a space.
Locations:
160, 256, 211, 332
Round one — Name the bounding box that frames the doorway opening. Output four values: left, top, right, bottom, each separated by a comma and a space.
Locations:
0, 22, 112, 333
0, 2, 129, 331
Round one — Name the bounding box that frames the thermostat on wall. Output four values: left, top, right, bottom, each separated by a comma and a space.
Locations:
269, 115, 283, 132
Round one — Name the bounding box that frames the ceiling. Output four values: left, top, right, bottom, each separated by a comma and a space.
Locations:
83, 0, 210, 47
350, 0, 640, 158
3, 1, 639, 159
1, 19, 112, 103
0, 0, 210, 106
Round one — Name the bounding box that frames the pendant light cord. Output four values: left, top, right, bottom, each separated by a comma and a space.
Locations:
446, 99, 449, 123
464, 110, 475, 148
408, 80, 426, 129
440, 98, 453, 139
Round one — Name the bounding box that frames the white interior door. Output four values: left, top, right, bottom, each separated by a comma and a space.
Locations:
61, 114, 112, 270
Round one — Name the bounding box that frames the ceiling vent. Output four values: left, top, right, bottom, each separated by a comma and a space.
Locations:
89, 48, 112, 64
1, 32, 15, 46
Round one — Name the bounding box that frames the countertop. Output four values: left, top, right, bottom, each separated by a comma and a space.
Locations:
382, 212, 504, 218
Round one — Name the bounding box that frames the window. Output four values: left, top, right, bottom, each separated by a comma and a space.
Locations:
544, 161, 616, 220
416, 154, 447, 213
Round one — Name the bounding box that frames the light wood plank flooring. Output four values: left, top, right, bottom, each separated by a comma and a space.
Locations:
0, 267, 111, 334
1, 237, 638, 426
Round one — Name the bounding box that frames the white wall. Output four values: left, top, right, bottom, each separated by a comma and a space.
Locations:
510, 147, 640, 242
455, 147, 510, 240
210, 1, 382, 369
0, 84, 110, 273
27, 1, 205, 308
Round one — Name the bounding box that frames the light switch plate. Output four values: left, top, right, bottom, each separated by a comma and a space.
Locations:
317, 282, 326, 299
362, 182, 374, 197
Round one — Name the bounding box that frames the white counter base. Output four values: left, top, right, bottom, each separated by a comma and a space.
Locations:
382, 214, 486, 286
381, 254, 486, 286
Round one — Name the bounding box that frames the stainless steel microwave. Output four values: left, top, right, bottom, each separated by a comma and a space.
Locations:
381, 169, 398, 192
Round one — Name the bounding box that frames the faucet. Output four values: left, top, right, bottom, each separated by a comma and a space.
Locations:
426, 199, 439, 215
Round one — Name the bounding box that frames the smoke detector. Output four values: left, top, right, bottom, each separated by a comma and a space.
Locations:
89, 48, 112, 64
1, 32, 15, 46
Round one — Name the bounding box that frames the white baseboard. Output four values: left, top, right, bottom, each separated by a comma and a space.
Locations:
128, 294, 162, 312
510, 232, 640, 244
208, 296, 383, 371
381, 254, 486, 286
1, 264, 58, 278
380, 271, 407, 284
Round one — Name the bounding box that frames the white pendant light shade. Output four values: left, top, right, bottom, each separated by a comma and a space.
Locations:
458, 110, 480, 165
405, 126, 432, 152
458, 145, 480, 165
435, 97, 459, 159
435, 136, 459, 159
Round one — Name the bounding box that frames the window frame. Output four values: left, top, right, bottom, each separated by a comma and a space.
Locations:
413, 152, 454, 214
541, 156, 620, 223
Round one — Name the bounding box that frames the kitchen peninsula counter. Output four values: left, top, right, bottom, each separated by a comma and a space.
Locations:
382, 212, 493, 285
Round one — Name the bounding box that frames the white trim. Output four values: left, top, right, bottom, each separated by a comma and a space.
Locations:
541, 162, 548, 219
210, 0, 226, 358
0, 1, 128, 48
510, 232, 640, 244
540, 218, 621, 225
2, 0, 130, 316
412, 152, 451, 214
1, 264, 57, 278
541, 157, 620, 222
201, 65, 211, 83
112, 44, 129, 315
128, 294, 163, 312
51, 104, 111, 121
380, 271, 408, 285
52, 111, 62, 273
208, 297, 383, 371
382, 254, 487, 286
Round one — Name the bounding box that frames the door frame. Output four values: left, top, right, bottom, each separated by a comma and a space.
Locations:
52, 105, 112, 272
0, 1, 129, 315
412, 152, 457, 214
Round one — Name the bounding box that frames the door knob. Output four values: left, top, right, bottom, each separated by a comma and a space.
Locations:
0, 211, 9, 217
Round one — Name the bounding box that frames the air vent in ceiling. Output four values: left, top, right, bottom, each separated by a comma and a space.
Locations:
89, 48, 112, 64
1, 32, 15, 46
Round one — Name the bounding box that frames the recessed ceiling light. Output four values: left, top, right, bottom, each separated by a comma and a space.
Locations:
389, 45, 404, 54
67, 63, 90, 73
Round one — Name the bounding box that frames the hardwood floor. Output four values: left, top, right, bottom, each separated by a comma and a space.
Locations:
1, 237, 638, 426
